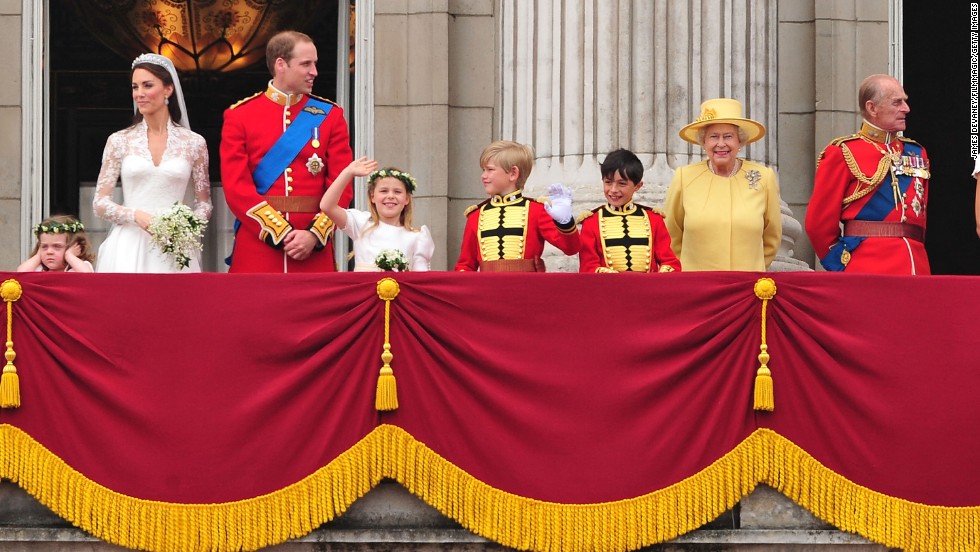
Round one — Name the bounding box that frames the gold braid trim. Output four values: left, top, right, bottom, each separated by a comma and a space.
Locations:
840, 142, 893, 206
3, 423, 978, 552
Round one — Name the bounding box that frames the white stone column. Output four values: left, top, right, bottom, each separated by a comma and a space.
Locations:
498, 0, 807, 271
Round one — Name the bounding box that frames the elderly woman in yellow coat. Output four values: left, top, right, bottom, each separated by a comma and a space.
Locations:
664, 98, 782, 271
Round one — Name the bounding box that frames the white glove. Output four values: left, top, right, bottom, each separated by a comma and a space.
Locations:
544, 183, 573, 225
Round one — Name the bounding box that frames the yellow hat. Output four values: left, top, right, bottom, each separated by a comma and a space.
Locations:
678, 98, 766, 145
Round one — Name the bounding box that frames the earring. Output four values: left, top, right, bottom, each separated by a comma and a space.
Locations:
165, 97, 170, 105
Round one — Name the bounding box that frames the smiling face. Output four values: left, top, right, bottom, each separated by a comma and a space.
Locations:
37, 233, 69, 271
131, 67, 173, 119
603, 170, 643, 208
370, 177, 411, 225
701, 123, 742, 170
275, 40, 318, 95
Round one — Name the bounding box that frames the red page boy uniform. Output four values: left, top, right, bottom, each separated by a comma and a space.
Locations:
579, 202, 680, 273
221, 84, 354, 273
455, 188, 581, 272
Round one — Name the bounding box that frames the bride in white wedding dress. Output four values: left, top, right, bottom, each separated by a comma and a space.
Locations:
93, 53, 212, 273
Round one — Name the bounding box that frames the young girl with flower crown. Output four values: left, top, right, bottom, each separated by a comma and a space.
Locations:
319, 157, 435, 271
17, 215, 96, 272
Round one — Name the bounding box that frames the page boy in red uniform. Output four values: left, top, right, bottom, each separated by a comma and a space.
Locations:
455, 140, 580, 272
579, 149, 680, 273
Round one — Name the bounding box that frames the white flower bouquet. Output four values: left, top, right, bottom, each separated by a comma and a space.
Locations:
375, 249, 408, 272
148, 203, 207, 270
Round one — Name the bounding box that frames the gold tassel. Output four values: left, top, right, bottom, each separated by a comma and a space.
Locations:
376, 278, 401, 411
1, 279, 23, 409
753, 278, 777, 411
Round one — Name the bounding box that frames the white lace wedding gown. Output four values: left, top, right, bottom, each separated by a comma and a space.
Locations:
93, 120, 212, 273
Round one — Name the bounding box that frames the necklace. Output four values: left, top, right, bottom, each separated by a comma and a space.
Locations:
709, 159, 741, 177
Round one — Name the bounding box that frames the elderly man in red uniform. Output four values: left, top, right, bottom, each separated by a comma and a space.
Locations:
221, 31, 354, 272
806, 74, 930, 275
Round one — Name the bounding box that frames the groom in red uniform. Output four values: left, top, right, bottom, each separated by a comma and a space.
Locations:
806, 74, 930, 275
221, 31, 354, 272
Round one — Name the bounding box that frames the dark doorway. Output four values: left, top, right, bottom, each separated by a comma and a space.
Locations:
49, 0, 342, 218
904, 2, 980, 274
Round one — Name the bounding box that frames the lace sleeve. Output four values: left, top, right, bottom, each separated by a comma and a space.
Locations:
190, 135, 213, 221
92, 133, 135, 225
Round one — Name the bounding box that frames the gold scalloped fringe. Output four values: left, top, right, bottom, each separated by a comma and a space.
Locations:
1, 424, 978, 552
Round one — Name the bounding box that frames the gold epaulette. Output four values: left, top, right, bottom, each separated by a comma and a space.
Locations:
464, 200, 489, 217
897, 135, 922, 147
227, 92, 262, 110
309, 94, 340, 107
828, 134, 860, 147
576, 209, 598, 225
635, 203, 665, 217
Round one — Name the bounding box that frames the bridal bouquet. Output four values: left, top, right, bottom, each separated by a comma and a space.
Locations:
148, 203, 207, 270
375, 249, 408, 272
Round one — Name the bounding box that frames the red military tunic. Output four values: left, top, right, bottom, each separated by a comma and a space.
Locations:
221, 83, 354, 273
578, 202, 681, 273
806, 122, 930, 275
455, 190, 581, 271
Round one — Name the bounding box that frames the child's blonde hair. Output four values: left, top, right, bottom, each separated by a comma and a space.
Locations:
364, 168, 417, 234
480, 140, 534, 190
31, 214, 95, 268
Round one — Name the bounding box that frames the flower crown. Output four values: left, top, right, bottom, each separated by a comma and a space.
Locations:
368, 169, 417, 193
132, 53, 176, 71
34, 220, 85, 235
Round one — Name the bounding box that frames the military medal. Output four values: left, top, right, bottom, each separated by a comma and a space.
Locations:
306, 152, 323, 176
311, 127, 320, 149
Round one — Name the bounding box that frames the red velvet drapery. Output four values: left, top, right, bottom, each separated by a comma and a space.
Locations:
1, 271, 977, 551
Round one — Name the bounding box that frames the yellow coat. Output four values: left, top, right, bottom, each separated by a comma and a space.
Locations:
664, 159, 782, 271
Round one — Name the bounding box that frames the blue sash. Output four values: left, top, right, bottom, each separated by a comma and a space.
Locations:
251, 97, 332, 193
227, 97, 333, 265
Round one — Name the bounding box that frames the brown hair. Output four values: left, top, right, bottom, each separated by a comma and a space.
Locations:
266, 31, 314, 76
363, 168, 416, 235
31, 214, 95, 268
479, 140, 534, 190
131, 62, 182, 125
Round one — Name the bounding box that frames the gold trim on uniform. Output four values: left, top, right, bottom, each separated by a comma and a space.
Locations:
858, 121, 894, 144
478, 193, 529, 261
598, 202, 652, 273
489, 190, 524, 206
309, 212, 335, 246
264, 82, 305, 107
227, 91, 262, 110
840, 142, 895, 206
606, 201, 638, 215
246, 201, 293, 245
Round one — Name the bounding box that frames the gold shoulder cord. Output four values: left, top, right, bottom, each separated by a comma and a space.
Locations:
840, 141, 894, 206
